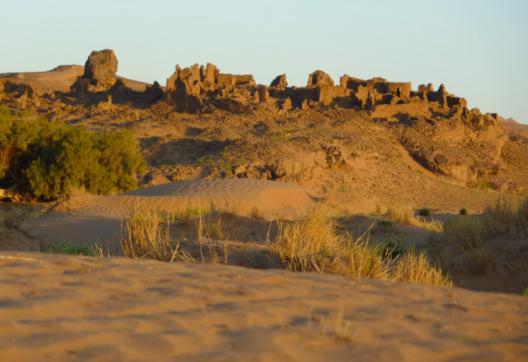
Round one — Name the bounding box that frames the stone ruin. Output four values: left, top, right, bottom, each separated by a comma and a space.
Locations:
164, 63, 259, 112
165, 63, 467, 119
265, 70, 469, 120
0, 48, 480, 122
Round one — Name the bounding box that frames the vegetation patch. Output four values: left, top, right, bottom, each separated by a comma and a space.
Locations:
268, 209, 451, 287
0, 107, 145, 200
44, 242, 94, 256
375, 205, 444, 232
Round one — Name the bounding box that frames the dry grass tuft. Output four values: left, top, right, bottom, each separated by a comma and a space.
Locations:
427, 196, 528, 276
269, 209, 390, 279
269, 209, 451, 286
375, 205, 444, 232
444, 216, 488, 251
485, 195, 528, 236
393, 250, 452, 287
429, 215, 497, 275
121, 207, 178, 262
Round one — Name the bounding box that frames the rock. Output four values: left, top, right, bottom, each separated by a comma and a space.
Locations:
84, 50, 118, 85
71, 49, 118, 93
270, 74, 287, 90
307, 70, 334, 88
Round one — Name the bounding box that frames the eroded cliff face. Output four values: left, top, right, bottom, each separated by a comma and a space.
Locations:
0, 49, 522, 193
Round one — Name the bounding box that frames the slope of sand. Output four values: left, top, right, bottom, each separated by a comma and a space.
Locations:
0, 252, 527, 361
26, 179, 315, 244
0, 66, 149, 93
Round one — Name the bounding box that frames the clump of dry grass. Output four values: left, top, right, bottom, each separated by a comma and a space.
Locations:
444, 216, 488, 251
121, 207, 179, 262
269, 209, 451, 286
375, 205, 444, 232
428, 215, 497, 275
428, 196, 528, 276
269, 209, 390, 279
393, 250, 452, 287
485, 195, 528, 236
196, 212, 241, 242
121, 206, 238, 264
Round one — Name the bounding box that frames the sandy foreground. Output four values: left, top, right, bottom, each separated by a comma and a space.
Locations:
0, 252, 527, 362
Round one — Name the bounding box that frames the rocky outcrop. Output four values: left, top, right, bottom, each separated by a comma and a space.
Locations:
398, 111, 507, 185
0, 80, 39, 108
71, 49, 118, 93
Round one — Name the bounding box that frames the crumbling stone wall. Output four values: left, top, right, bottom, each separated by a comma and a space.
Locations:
307, 70, 335, 88
161, 59, 471, 116
270, 74, 287, 90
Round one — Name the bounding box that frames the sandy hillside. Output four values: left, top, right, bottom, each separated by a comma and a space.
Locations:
26, 179, 315, 245
0, 66, 149, 93
0, 252, 526, 362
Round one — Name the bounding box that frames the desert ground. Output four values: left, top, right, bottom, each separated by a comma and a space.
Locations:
1, 49, 527, 360
0, 252, 527, 362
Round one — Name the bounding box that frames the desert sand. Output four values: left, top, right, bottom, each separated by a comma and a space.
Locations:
26, 179, 315, 245
1, 252, 527, 362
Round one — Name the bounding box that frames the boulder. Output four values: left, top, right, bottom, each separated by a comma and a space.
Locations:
72, 49, 118, 92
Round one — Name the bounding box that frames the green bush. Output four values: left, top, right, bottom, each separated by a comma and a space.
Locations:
46, 242, 94, 256
0, 107, 145, 200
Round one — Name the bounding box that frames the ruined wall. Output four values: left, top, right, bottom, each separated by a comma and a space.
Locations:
217, 74, 255, 87
162, 61, 469, 115
370, 101, 431, 119
386, 82, 411, 98
307, 70, 335, 88
340, 75, 367, 90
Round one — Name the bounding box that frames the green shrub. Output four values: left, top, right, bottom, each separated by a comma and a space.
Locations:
459, 208, 468, 216
0, 107, 145, 199
46, 242, 94, 256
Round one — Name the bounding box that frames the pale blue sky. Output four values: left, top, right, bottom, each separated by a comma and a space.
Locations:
1, 0, 527, 122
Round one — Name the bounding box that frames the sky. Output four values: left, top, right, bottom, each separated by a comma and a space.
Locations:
1, 0, 527, 123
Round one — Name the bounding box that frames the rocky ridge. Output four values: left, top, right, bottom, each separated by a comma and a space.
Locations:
0, 49, 524, 195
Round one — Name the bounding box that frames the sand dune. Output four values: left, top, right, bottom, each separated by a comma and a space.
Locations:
27, 179, 315, 244
0, 252, 526, 361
